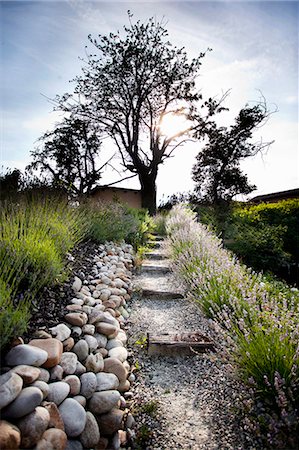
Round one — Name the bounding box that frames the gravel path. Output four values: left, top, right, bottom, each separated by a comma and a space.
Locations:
127, 241, 261, 450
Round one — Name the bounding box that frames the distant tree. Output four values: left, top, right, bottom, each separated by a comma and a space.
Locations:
0, 168, 22, 199
55, 13, 224, 213
192, 102, 273, 205
27, 116, 109, 196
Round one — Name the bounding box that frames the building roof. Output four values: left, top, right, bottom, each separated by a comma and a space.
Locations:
250, 188, 299, 203
90, 186, 141, 195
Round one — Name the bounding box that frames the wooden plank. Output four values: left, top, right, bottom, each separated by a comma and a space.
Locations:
147, 332, 215, 356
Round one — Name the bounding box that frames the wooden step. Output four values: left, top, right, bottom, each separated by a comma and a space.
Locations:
147, 331, 215, 356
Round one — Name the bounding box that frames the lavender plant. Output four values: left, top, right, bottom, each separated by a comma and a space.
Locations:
166, 204, 299, 448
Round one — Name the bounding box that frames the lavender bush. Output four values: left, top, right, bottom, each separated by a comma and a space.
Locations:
166, 204, 299, 448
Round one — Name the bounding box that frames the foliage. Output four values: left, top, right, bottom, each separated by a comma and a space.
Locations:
165, 204, 299, 448
82, 201, 153, 248
152, 212, 168, 235
192, 102, 272, 204
0, 168, 22, 199
28, 116, 106, 196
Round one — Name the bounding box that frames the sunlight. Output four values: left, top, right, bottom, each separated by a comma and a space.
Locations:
159, 112, 190, 139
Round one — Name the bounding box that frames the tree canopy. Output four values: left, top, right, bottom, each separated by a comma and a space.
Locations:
28, 116, 107, 196
55, 13, 222, 213
192, 102, 273, 204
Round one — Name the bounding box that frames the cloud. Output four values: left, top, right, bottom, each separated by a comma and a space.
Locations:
22, 111, 64, 133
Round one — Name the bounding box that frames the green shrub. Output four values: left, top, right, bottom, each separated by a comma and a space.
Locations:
152, 212, 168, 236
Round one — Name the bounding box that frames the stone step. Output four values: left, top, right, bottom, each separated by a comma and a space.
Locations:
141, 289, 184, 300
147, 241, 162, 249
145, 252, 167, 260
147, 331, 215, 356
151, 234, 164, 241
140, 265, 170, 274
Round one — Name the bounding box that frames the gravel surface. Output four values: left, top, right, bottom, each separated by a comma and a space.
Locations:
127, 245, 262, 450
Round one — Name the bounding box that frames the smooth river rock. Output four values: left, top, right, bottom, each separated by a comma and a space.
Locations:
31, 381, 50, 399
18, 406, 50, 448
97, 408, 124, 436
60, 352, 78, 375
2, 387, 43, 419
103, 358, 128, 382
63, 375, 81, 396
0, 372, 23, 409
79, 411, 100, 448
59, 398, 86, 437
50, 324, 71, 342
89, 390, 121, 415
29, 338, 63, 368
42, 401, 65, 430
0, 420, 21, 449
108, 347, 128, 363
10, 365, 40, 384
80, 372, 97, 399
5, 344, 48, 367
36, 428, 68, 450
96, 372, 119, 391
84, 353, 104, 373
72, 340, 89, 362
47, 381, 70, 405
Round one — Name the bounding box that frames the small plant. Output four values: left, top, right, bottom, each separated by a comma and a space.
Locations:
141, 400, 159, 417
134, 335, 148, 349
135, 424, 152, 448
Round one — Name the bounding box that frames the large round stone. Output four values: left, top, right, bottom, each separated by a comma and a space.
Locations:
5, 345, 48, 367
18, 406, 50, 448
79, 411, 100, 448
31, 381, 49, 399
72, 340, 89, 362
29, 338, 63, 368
108, 347, 128, 363
0, 420, 21, 449
47, 381, 70, 405
89, 390, 120, 415
50, 324, 71, 342
60, 352, 78, 375
84, 335, 98, 352
96, 373, 119, 391
2, 387, 43, 419
59, 398, 86, 437
103, 358, 128, 382
80, 372, 97, 399
63, 375, 81, 396
0, 372, 23, 409
95, 323, 118, 336
97, 409, 124, 436
84, 353, 104, 373
94, 333, 107, 348
42, 401, 65, 430
36, 428, 67, 450
10, 365, 41, 384
106, 339, 123, 351
65, 313, 87, 327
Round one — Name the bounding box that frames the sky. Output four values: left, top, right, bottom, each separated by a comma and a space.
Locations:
1, 0, 298, 202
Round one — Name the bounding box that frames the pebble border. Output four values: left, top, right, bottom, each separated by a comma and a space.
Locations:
0, 242, 136, 450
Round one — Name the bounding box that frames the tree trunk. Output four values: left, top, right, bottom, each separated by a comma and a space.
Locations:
139, 172, 157, 215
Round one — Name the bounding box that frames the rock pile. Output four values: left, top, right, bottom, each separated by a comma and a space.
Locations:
0, 243, 136, 450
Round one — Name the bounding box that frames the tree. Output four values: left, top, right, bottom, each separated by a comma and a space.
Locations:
192, 102, 273, 205
0, 168, 22, 199
55, 13, 221, 213
27, 116, 108, 196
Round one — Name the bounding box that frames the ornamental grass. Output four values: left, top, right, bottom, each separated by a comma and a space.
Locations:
166, 204, 299, 448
